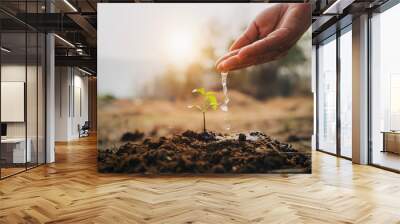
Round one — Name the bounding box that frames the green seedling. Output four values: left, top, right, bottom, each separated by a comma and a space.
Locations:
188, 88, 219, 133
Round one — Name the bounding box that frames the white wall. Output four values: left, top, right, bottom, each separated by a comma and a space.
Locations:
71, 73, 89, 138
55, 67, 89, 141
55, 66, 69, 141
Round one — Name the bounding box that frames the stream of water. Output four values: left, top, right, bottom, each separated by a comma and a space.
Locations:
220, 72, 230, 131
220, 72, 229, 112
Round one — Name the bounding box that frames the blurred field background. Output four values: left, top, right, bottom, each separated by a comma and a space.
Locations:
98, 4, 312, 152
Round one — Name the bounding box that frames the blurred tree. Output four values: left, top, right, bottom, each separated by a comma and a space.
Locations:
98, 93, 116, 107
228, 31, 311, 100
140, 21, 311, 101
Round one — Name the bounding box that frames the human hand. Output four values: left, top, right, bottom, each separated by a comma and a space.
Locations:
216, 3, 311, 72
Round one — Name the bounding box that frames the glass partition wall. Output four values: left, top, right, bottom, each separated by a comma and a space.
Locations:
0, 4, 46, 179
315, 1, 400, 171
370, 3, 400, 171
317, 35, 337, 154
339, 27, 352, 159
0, 31, 27, 177
316, 25, 352, 159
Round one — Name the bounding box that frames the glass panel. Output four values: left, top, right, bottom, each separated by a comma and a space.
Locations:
1, 31, 27, 177
38, 33, 45, 165
339, 28, 352, 158
27, 31, 38, 169
0, 1, 46, 179
371, 4, 400, 171
317, 36, 337, 154
26, 0, 38, 169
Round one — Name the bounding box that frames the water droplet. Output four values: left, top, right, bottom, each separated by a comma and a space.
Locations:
220, 104, 228, 112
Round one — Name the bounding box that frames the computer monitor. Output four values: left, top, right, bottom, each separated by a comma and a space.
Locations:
1, 123, 7, 137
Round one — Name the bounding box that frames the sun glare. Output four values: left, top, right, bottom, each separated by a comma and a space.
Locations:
165, 31, 196, 66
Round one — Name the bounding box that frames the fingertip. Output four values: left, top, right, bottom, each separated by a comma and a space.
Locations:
215, 57, 226, 70
221, 56, 239, 72
216, 62, 225, 72
237, 49, 248, 60
215, 49, 240, 70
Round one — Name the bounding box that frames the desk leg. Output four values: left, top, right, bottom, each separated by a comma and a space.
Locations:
381, 133, 386, 153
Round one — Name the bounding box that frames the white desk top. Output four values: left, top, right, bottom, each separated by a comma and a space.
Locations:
1, 138, 28, 143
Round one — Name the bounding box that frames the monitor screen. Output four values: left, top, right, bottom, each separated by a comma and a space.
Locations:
1, 123, 7, 137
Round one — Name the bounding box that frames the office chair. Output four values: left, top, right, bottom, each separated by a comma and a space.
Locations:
79, 121, 90, 138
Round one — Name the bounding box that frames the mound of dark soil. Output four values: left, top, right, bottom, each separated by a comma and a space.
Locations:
98, 130, 311, 174
120, 130, 144, 142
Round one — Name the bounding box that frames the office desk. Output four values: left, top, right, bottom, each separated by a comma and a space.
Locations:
382, 131, 400, 154
1, 138, 31, 163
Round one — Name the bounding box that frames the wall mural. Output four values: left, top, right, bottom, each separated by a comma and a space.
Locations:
97, 3, 312, 174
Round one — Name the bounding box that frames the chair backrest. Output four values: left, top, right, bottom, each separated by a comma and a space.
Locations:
82, 121, 90, 129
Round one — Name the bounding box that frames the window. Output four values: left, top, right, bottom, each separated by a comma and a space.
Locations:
339, 27, 352, 158
317, 35, 337, 154
370, 3, 400, 171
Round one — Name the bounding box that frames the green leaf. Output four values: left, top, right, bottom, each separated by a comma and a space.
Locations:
192, 88, 205, 96
205, 91, 217, 96
206, 94, 218, 110
188, 105, 203, 111
191, 88, 219, 111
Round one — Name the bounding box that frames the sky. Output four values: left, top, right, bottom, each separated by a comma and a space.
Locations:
97, 3, 271, 98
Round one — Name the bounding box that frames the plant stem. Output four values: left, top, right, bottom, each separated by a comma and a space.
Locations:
203, 111, 206, 133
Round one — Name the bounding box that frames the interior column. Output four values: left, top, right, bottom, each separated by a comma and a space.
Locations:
352, 14, 369, 164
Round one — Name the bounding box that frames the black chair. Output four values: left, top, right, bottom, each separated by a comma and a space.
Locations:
79, 121, 90, 138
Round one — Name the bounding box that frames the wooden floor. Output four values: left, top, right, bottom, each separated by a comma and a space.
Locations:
372, 150, 400, 171
1, 167, 26, 178
1, 135, 400, 224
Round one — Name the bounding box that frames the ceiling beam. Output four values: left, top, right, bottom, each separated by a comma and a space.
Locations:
55, 55, 96, 72
67, 13, 97, 45
323, 0, 356, 15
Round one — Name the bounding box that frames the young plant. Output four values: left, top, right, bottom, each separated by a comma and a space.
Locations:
188, 88, 218, 133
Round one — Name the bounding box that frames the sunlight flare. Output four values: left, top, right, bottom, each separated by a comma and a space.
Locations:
165, 31, 197, 66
